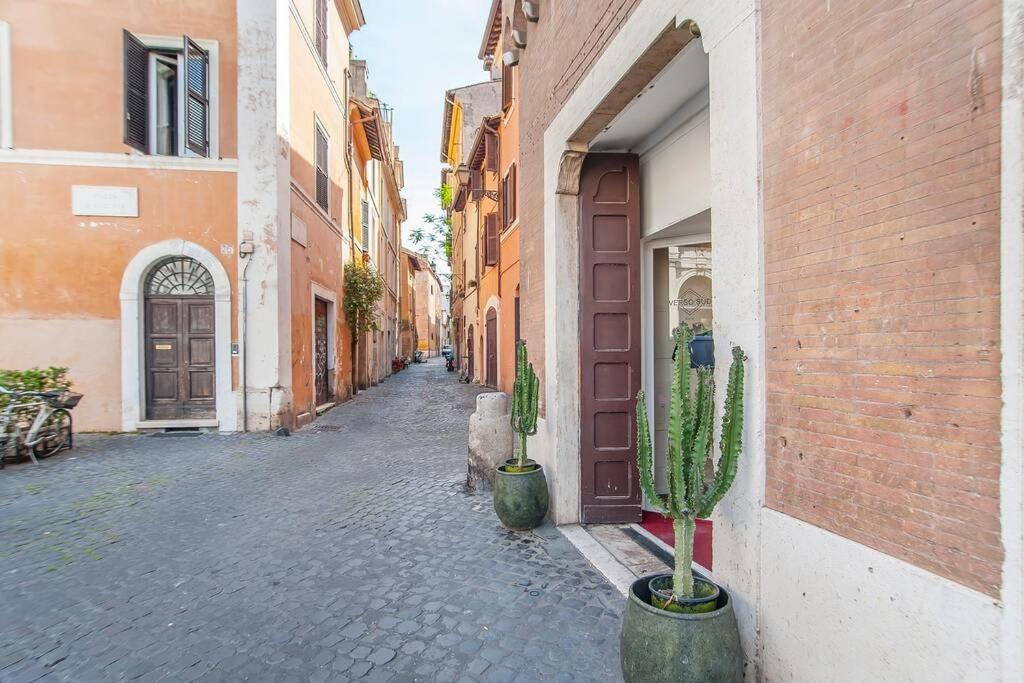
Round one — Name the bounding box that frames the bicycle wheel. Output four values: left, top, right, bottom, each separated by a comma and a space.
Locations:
33, 409, 71, 458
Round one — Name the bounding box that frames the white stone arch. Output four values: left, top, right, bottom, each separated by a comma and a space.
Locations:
120, 239, 235, 432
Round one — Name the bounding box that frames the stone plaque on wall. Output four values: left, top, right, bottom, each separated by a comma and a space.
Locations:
71, 185, 139, 217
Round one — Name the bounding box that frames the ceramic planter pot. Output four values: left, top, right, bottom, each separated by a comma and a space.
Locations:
621, 575, 743, 683
493, 463, 549, 530
648, 574, 719, 614
689, 335, 715, 369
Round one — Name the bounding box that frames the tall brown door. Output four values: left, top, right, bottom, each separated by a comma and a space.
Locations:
579, 153, 642, 523
314, 298, 330, 405
145, 297, 216, 420
466, 325, 475, 378
485, 308, 498, 387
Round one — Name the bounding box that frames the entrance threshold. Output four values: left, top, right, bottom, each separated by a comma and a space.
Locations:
136, 419, 218, 430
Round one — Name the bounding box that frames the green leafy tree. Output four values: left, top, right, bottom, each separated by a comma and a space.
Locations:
635, 327, 746, 603
344, 262, 386, 387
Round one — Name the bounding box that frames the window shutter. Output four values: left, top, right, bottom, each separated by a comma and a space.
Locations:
502, 63, 513, 111
183, 36, 210, 157
485, 132, 498, 173
123, 30, 149, 153
485, 213, 499, 266
315, 0, 328, 66
470, 169, 482, 195
509, 163, 518, 224
315, 124, 329, 211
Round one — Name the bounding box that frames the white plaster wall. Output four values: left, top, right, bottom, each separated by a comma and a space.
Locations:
1001, 0, 1024, 678
237, 0, 292, 429
705, 10, 765, 670
640, 104, 711, 237
760, 509, 1001, 681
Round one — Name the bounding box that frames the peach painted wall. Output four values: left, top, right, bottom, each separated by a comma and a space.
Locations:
0, 164, 238, 431
287, 6, 353, 425
4, 0, 237, 157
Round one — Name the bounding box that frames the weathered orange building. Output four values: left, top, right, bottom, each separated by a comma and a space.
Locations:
0, 0, 405, 431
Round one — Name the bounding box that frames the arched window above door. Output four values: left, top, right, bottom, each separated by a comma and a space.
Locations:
145, 257, 215, 296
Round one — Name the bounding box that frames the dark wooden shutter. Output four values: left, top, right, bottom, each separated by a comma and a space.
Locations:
184, 36, 210, 157
485, 132, 498, 172
509, 163, 517, 224
315, 0, 328, 65
123, 30, 149, 153
470, 169, 482, 195
579, 153, 642, 524
485, 213, 499, 266
315, 124, 329, 211
502, 63, 513, 110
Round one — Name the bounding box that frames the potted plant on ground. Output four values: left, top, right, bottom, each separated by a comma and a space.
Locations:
620, 326, 746, 683
492, 341, 549, 530
688, 321, 714, 369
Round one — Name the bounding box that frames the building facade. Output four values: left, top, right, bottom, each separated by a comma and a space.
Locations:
0, 0, 406, 431
504, 0, 1023, 679
412, 257, 444, 358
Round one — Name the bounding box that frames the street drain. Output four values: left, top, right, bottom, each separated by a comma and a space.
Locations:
310, 424, 345, 432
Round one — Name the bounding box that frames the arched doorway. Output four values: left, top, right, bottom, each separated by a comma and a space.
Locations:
485, 307, 498, 387
143, 256, 216, 420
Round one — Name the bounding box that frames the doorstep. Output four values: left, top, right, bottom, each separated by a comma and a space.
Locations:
135, 419, 218, 430
559, 523, 670, 597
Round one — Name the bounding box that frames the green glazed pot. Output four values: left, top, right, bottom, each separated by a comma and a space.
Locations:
493, 463, 549, 530
621, 575, 743, 683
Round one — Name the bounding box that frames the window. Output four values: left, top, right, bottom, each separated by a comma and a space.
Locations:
502, 63, 515, 111
315, 121, 329, 211
123, 30, 210, 157
501, 163, 518, 228
315, 0, 328, 67
485, 131, 498, 173
484, 213, 498, 267
361, 199, 370, 251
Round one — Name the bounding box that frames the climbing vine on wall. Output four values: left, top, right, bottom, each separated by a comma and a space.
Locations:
343, 262, 386, 339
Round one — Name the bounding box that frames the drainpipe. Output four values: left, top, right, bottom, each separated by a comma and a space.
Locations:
238, 239, 255, 431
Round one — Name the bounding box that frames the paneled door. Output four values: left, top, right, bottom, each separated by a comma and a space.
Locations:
315, 297, 330, 406
145, 298, 216, 420
485, 308, 498, 387
579, 153, 642, 523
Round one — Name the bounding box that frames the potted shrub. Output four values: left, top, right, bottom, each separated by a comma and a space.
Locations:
492, 341, 549, 530
620, 327, 746, 683
688, 321, 714, 369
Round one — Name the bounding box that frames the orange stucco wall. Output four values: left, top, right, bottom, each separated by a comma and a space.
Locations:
5, 0, 238, 157
0, 0, 239, 431
0, 164, 238, 431
287, 7, 353, 425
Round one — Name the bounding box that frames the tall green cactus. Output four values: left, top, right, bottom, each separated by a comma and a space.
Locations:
510, 340, 539, 468
636, 326, 746, 600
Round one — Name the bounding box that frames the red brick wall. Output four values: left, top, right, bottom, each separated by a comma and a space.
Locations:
516, 0, 642, 406
762, 0, 1003, 596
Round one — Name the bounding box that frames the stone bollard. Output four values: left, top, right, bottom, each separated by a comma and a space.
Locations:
467, 392, 513, 491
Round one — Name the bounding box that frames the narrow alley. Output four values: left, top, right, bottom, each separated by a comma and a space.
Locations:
0, 360, 623, 682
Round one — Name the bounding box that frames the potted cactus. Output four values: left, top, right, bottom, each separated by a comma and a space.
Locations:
620, 326, 746, 683
492, 341, 549, 530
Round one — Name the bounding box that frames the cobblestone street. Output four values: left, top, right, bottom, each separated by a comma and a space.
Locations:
0, 359, 623, 682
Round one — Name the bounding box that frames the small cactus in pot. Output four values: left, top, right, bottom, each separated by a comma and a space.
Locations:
635, 326, 746, 612
493, 340, 548, 529
507, 340, 539, 472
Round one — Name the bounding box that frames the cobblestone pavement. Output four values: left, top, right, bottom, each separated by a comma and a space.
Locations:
0, 358, 624, 682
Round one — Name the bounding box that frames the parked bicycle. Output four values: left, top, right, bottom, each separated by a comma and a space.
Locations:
0, 386, 81, 467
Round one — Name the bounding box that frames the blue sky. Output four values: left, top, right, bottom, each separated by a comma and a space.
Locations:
351, 0, 493, 274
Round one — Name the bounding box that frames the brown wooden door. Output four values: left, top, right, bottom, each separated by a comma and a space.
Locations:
314, 298, 330, 405
579, 153, 642, 523
145, 297, 216, 420
466, 325, 475, 378
485, 308, 498, 387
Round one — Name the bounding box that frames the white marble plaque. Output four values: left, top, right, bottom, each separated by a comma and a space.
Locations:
71, 185, 138, 217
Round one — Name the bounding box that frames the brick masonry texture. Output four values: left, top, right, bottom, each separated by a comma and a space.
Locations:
0, 360, 623, 681
517, 0, 643, 410
762, 0, 1003, 596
